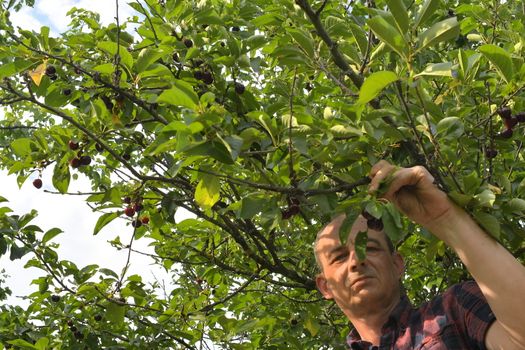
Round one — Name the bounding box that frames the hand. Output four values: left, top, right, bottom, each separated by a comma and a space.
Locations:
368, 161, 454, 229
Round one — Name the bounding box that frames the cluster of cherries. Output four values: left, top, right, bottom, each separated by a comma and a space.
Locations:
486, 107, 525, 159
67, 140, 92, 168
361, 210, 384, 231
123, 196, 149, 228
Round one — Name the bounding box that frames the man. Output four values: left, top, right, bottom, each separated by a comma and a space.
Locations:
314, 161, 525, 349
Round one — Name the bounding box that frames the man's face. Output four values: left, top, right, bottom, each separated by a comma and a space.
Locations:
315, 215, 404, 317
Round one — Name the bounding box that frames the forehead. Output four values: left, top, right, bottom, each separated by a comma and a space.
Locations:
315, 215, 387, 254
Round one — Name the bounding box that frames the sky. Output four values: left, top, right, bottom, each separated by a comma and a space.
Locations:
0, 0, 174, 307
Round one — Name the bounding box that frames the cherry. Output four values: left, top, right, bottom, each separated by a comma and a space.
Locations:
45, 65, 56, 76
366, 217, 384, 231
172, 52, 179, 62
141, 216, 150, 224
124, 206, 136, 217
69, 157, 81, 168
68, 140, 79, 150
94, 314, 103, 322
63, 88, 72, 96
504, 117, 518, 129
95, 143, 104, 152
67, 319, 74, 327
498, 128, 513, 139
33, 178, 43, 189
193, 70, 204, 80
234, 82, 245, 94
183, 38, 193, 48
231, 26, 240, 32
51, 295, 60, 302
515, 112, 525, 123
201, 71, 213, 85
80, 155, 91, 166
131, 219, 142, 228
74, 331, 84, 340
361, 210, 374, 221
485, 148, 498, 159
497, 107, 512, 119
123, 196, 132, 204
133, 202, 144, 212
281, 204, 300, 219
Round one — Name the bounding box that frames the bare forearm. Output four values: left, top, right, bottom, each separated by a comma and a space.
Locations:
426, 204, 525, 344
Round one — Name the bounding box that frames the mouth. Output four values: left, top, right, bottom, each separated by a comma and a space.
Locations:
351, 276, 371, 287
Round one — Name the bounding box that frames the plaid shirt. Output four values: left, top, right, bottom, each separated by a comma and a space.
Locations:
347, 281, 496, 350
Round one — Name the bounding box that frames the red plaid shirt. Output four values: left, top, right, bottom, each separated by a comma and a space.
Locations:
347, 281, 496, 350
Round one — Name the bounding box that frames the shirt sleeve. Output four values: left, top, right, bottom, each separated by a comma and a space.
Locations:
446, 281, 496, 350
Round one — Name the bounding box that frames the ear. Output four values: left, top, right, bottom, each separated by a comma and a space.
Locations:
392, 252, 405, 279
316, 274, 333, 299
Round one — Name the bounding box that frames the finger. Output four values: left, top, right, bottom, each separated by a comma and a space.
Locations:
382, 166, 434, 201
369, 160, 392, 178
368, 163, 398, 194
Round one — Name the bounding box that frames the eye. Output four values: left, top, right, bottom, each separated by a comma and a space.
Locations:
332, 251, 348, 263
366, 246, 380, 252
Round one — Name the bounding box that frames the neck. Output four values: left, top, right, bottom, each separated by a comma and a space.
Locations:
347, 294, 401, 345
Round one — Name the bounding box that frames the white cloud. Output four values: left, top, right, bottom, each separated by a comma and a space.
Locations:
11, 0, 139, 36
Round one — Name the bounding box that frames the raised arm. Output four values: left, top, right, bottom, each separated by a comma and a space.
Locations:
369, 160, 525, 350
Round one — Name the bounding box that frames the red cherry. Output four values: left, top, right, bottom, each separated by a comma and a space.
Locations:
68, 140, 79, 150
133, 202, 144, 212
69, 157, 81, 168
498, 128, 513, 139
124, 206, 136, 217
141, 216, 150, 224
504, 117, 518, 129
497, 107, 512, 119
33, 178, 43, 189
515, 112, 525, 123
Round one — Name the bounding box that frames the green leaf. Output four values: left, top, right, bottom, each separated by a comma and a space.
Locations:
6, 339, 37, 349
93, 212, 119, 235
479, 44, 514, 82
385, 0, 409, 34
10, 138, 34, 157
367, 16, 408, 58
52, 156, 70, 194
507, 198, 525, 214
34, 337, 49, 350
474, 189, 496, 208
287, 28, 314, 58
415, 0, 441, 29
135, 48, 167, 73
448, 191, 473, 206
357, 71, 398, 105
473, 211, 500, 239
415, 62, 454, 77
97, 41, 134, 69
417, 17, 459, 50
10, 244, 29, 261
0, 59, 33, 80
240, 197, 266, 219
157, 80, 199, 109
382, 204, 403, 242
183, 141, 234, 164
436, 117, 464, 139
354, 230, 368, 261
42, 228, 63, 243
195, 175, 221, 210
105, 302, 126, 324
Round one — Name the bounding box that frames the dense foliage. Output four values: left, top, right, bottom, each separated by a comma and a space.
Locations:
1, 0, 524, 348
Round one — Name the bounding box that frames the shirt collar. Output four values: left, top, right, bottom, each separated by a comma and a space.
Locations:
346, 295, 413, 347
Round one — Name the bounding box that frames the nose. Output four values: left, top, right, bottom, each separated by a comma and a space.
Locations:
348, 247, 366, 271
